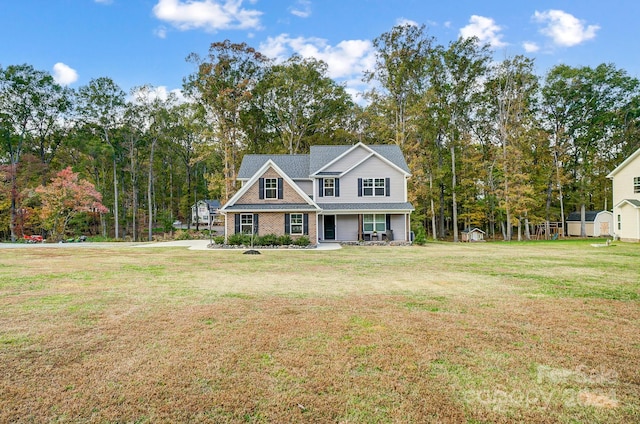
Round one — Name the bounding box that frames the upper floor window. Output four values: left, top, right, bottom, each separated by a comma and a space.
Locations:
324, 178, 335, 197
259, 177, 283, 200
634, 177, 640, 193
264, 178, 278, 199
360, 178, 389, 197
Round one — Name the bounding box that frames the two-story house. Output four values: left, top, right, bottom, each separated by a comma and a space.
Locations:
219, 142, 414, 245
607, 147, 640, 242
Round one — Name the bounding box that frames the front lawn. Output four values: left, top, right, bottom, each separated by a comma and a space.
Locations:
0, 240, 638, 422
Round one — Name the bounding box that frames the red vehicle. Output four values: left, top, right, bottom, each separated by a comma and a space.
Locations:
23, 235, 44, 243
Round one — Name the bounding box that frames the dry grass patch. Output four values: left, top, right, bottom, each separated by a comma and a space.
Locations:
0, 240, 638, 422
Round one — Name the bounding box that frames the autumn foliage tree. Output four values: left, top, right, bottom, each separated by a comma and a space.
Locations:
36, 167, 108, 241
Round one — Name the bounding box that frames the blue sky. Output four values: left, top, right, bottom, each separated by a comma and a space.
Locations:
2, 0, 638, 101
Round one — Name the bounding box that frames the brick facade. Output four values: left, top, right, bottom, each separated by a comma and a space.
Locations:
225, 166, 317, 244
225, 212, 317, 243
236, 168, 308, 204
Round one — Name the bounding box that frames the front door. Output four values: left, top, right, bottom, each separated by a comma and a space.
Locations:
324, 215, 336, 240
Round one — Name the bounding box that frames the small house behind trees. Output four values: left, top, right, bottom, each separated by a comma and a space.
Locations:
461, 227, 485, 242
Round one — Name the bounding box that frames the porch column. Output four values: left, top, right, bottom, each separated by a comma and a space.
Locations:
358, 214, 363, 240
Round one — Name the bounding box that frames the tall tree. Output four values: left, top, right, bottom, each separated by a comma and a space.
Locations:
428, 37, 492, 241
76, 77, 126, 239
484, 56, 540, 240
254, 55, 354, 154
0, 64, 71, 241
542, 63, 640, 236
185, 40, 269, 202
364, 24, 433, 147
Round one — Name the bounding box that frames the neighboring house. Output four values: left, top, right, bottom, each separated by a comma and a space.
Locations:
461, 227, 485, 242
219, 142, 414, 245
565, 210, 613, 237
191, 199, 221, 227
607, 147, 640, 242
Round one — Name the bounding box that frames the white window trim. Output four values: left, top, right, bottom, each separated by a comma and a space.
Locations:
634, 176, 640, 194
362, 178, 386, 197
323, 178, 335, 197
363, 214, 386, 232
265, 178, 277, 199
290, 213, 304, 235
240, 214, 254, 234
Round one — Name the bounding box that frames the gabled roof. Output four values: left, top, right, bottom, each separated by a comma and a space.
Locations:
607, 147, 640, 179
310, 142, 411, 176
237, 154, 310, 180
220, 159, 319, 212
462, 227, 485, 234
566, 210, 611, 222
615, 199, 640, 208
192, 199, 220, 210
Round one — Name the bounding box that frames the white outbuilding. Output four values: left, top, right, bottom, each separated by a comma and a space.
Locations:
565, 210, 613, 237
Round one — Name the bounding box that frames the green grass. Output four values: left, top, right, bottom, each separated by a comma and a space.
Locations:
0, 239, 638, 423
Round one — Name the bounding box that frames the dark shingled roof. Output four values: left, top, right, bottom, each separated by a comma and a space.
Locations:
566, 210, 606, 222
237, 155, 310, 180
237, 144, 410, 180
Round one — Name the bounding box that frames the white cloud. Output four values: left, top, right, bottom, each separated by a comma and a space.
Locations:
533, 9, 599, 47
130, 85, 187, 105
523, 41, 539, 53
94, 0, 113, 4
259, 34, 376, 103
154, 26, 168, 38
52, 63, 78, 86
152, 0, 262, 32
396, 18, 419, 27
259, 34, 375, 80
459, 15, 507, 48
290, 0, 311, 18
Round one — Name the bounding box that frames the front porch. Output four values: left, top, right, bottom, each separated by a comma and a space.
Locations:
317, 211, 412, 243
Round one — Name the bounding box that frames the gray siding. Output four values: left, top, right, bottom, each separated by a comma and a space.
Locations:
322, 145, 371, 173
319, 155, 406, 203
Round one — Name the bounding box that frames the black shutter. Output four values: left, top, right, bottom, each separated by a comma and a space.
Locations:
385, 177, 390, 197
258, 178, 264, 199
253, 214, 259, 235
358, 178, 363, 197
335, 178, 340, 197
277, 178, 284, 199
234, 214, 240, 234
303, 214, 309, 235
386, 214, 391, 229
284, 213, 290, 234
318, 178, 324, 197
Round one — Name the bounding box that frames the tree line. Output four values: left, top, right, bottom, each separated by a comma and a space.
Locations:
2, 24, 640, 242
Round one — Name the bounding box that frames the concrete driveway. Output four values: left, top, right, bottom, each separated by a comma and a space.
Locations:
0, 240, 341, 251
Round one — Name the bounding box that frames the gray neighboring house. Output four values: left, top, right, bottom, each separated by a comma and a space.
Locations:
191, 199, 221, 227
219, 142, 414, 245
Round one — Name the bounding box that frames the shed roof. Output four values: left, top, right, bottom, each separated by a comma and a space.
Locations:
566, 210, 609, 222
